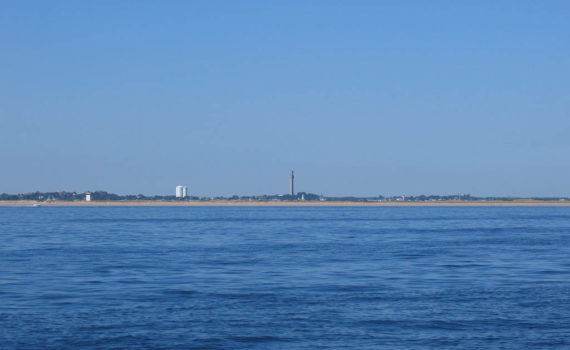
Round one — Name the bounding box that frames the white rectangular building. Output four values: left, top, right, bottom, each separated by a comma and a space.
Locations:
176, 185, 188, 198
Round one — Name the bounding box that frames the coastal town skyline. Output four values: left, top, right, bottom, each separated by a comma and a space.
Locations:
2, 167, 570, 199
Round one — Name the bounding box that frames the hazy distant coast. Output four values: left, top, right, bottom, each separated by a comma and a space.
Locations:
2, 200, 570, 207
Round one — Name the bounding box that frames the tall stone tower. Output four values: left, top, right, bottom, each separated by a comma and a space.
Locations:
290, 170, 294, 196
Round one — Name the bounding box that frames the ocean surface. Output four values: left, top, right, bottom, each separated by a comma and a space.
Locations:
1, 206, 570, 349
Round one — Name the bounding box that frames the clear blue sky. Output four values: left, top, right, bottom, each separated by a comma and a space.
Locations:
1, 1, 569, 197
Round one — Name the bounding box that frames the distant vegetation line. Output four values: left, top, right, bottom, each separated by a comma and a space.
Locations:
1, 191, 568, 202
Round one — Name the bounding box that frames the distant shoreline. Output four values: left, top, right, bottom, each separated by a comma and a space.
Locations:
1, 200, 570, 207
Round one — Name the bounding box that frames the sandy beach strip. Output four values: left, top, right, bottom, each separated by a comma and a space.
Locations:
1, 200, 570, 207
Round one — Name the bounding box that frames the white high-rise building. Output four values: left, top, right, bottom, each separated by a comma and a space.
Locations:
176, 185, 188, 198
176, 186, 184, 198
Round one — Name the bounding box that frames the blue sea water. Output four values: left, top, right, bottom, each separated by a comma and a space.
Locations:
1, 206, 570, 349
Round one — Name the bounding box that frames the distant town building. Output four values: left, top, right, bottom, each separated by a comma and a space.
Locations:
176, 185, 188, 198
290, 170, 294, 196
85, 192, 91, 202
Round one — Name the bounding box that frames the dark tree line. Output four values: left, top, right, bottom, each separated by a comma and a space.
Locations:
0, 191, 567, 202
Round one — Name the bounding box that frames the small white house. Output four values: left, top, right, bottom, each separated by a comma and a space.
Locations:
85, 192, 92, 202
